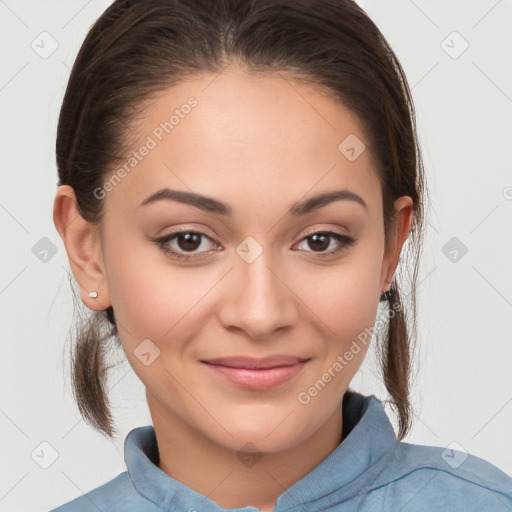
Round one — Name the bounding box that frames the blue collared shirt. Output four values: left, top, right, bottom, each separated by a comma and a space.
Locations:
49, 391, 512, 511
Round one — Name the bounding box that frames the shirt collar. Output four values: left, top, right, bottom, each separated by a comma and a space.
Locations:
124, 391, 398, 511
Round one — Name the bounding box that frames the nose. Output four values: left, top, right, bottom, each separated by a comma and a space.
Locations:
218, 246, 299, 340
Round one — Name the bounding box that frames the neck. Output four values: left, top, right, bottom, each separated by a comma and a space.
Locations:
147, 392, 344, 511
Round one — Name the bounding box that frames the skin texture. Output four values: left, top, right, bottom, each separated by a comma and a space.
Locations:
54, 64, 413, 511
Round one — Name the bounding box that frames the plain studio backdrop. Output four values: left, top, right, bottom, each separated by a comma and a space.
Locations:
0, 1, 511, 511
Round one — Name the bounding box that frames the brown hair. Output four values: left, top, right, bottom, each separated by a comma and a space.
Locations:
56, 0, 428, 440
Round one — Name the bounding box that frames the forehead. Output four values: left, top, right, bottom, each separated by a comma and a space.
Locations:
105, 66, 382, 219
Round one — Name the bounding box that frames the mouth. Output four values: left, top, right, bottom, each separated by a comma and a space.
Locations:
200, 355, 310, 390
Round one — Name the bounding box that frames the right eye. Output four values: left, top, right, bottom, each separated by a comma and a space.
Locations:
155, 231, 219, 261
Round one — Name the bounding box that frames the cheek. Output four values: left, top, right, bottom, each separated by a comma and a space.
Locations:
305, 246, 383, 337
104, 237, 207, 344
104, 245, 218, 392
293, 236, 383, 391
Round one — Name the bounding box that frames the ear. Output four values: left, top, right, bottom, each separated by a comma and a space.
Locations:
53, 185, 111, 311
380, 196, 414, 292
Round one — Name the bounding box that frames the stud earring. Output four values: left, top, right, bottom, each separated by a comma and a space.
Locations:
88, 291, 98, 298
379, 289, 392, 301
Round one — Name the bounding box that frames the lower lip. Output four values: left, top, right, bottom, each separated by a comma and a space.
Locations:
201, 361, 308, 390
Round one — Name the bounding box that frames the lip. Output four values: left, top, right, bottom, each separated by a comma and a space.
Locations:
200, 355, 310, 390
202, 355, 308, 369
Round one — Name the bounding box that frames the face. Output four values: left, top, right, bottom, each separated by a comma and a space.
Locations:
92, 66, 404, 453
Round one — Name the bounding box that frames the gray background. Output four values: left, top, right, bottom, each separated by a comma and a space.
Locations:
0, 1, 511, 510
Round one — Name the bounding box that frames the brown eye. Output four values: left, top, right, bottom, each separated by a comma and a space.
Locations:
296, 231, 356, 257
307, 233, 331, 252
155, 231, 218, 261
176, 232, 202, 251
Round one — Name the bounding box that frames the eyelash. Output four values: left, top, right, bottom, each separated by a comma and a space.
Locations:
155, 230, 356, 262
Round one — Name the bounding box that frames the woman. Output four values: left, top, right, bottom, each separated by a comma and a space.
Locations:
50, 0, 512, 510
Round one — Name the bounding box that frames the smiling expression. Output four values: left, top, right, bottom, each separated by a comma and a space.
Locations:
92, 65, 404, 453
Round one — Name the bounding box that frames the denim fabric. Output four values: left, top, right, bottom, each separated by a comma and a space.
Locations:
49, 392, 512, 511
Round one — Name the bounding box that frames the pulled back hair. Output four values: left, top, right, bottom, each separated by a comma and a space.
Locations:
56, 0, 428, 440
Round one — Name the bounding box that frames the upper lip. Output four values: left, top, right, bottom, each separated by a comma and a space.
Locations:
201, 355, 309, 369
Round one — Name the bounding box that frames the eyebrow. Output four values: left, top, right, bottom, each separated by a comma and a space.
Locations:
139, 187, 368, 216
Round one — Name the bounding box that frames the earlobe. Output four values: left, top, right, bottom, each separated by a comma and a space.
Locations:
53, 185, 111, 312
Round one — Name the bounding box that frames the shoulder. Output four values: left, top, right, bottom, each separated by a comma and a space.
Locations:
47, 472, 158, 512
369, 441, 512, 511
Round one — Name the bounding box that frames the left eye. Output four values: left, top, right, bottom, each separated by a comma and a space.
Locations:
295, 231, 356, 256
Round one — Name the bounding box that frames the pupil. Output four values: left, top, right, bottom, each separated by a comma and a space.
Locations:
179, 233, 201, 251
309, 233, 329, 252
